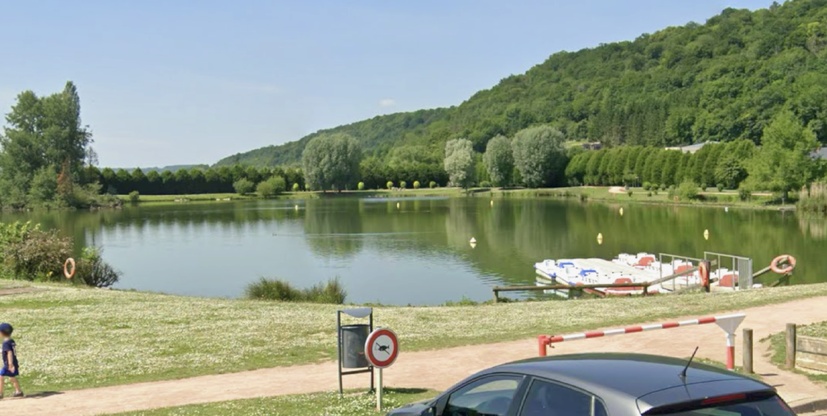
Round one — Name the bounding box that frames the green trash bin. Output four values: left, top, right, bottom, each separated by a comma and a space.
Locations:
340, 324, 369, 368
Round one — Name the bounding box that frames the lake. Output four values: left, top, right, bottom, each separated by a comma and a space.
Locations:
2, 197, 825, 305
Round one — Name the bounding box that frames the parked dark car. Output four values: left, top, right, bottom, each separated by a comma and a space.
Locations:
387, 353, 796, 416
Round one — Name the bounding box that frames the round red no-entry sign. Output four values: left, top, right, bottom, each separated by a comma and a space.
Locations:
365, 328, 399, 368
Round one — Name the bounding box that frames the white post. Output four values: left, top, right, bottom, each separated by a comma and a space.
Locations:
376, 368, 383, 411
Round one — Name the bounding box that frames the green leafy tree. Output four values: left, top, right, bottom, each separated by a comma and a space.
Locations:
233, 178, 255, 195
0, 82, 94, 207
512, 125, 567, 188
443, 138, 475, 189
483, 135, 514, 187
747, 111, 820, 199
301, 133, 362, 191
28, 167, 58, 203
256, 176, 286, 197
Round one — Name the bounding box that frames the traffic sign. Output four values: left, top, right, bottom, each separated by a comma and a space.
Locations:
365, 328, 399, 369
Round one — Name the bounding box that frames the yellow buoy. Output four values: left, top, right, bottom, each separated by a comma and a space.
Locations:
490, 200, 494, 207
619, 207, 624, 216
470, 237, 477, 244
703, 229, 710, 240
725, 206, 729, 213
470, 241, 477, 249
597, 233, 604, 245
294, 204, 299, 210
396, 202, 400, 209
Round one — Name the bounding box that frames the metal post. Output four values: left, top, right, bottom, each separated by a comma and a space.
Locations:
743, 328, 753, 374
786, 323, 797, 369
538, 336, 548, 357
337, 311, 343, 396
376, 368, 383, 411
369, 313, 375, 392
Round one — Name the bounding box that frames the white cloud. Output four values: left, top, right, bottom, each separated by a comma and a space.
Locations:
379, 98, 396, 108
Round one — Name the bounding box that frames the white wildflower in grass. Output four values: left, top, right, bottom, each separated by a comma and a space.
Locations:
0, 283, 825, 392
113, 389, 431, 416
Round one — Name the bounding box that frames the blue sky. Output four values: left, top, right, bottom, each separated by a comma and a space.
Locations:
0, 0, 775, 168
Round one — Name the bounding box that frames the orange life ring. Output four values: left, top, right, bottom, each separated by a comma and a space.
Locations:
770, 255, 796, 275
63, 258, 76, 279
699, 261, 710, 287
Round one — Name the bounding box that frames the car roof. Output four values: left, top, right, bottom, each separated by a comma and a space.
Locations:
487, 353, 772, 404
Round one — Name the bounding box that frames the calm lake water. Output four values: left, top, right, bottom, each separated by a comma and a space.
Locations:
2, 197, 825, 305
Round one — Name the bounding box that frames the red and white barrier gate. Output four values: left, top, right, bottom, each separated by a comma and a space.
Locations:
537, 313, 746, 370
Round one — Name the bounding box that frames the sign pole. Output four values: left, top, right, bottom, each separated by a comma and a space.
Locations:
376, 367, 383, 411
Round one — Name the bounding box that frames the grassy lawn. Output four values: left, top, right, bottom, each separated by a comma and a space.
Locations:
113, 389, 435, 416
121, 193, 253, 203
2, 282, 827, 393
488, 186, 784, 210
122, 186, 788, 211
768, 320, 827, 385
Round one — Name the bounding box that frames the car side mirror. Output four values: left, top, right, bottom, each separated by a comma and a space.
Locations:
425, 406, 438, 416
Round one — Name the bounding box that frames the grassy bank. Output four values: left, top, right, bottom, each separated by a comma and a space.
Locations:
3, 282, 827, 393
122, 186, 792, 211
768, 320, 827, 385
487, 186, 788, 210
114, 389, 435, 416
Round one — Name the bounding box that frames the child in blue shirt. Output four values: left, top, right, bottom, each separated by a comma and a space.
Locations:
0, 323, 23, 398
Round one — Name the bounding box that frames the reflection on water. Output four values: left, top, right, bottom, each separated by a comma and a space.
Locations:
1, 198, 823, 305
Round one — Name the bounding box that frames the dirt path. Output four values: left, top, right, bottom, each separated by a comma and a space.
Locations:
0, 287, 41, 296
2, 297, 826, 415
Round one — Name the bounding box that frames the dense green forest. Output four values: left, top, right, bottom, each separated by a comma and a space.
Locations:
217, 0, 827, 168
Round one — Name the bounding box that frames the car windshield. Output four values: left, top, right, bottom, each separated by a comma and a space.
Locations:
658, 395, 795, 416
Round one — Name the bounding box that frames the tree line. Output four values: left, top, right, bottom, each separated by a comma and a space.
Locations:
566, 110, 823, 197
89, 165, 305, 196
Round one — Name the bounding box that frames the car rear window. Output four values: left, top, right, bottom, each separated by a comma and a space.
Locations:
653, 395, 795, 416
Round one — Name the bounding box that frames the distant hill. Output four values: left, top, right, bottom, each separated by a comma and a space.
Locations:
119, 165, 209, 173
216, 0, 827, 167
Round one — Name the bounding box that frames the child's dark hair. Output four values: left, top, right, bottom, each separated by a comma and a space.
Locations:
0, 322, 13, 336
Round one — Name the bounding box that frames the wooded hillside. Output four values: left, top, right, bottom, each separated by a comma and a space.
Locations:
218, 0, 827, 167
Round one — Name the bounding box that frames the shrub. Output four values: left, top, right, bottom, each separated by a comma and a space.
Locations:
738, 185, 752, 201
647, 191, 653, 197
128, 190, 140, 203
357, 182, 365, 191
0, 222, 71, 281
429, 181, 437, 188
386, 181, 394, 190
400, 181, 407, 189
643, 182, 652, 191
700, 183, 708, 192
717, 183, 725, 192
660, 184, 667, 191
678, 180, 700, 201
75, 247, 120, 288
256, 176, 287, 198
798, 182, 827, 213
413, 180, 421, 189
479, 180, 492, 188
292, 183, 300, 192
245, 278, 346, 304
233, 178, 255, 195
579, 193, 588, 202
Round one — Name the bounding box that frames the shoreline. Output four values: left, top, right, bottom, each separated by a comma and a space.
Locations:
122, 186, 796, 212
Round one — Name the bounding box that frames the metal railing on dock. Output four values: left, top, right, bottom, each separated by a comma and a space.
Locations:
492, 263, 709, 303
